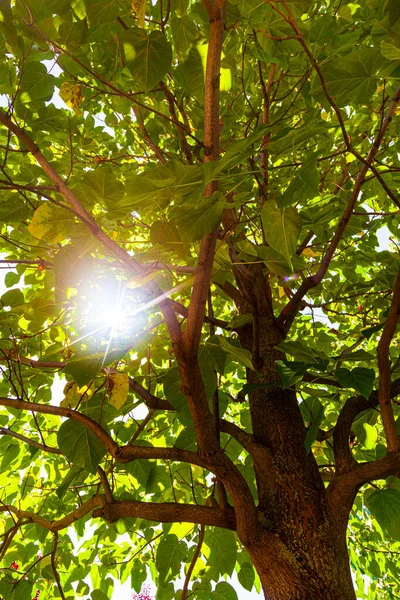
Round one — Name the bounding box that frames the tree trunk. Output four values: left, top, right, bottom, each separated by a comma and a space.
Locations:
231, 282, 357, 599
246, 531, 356, 600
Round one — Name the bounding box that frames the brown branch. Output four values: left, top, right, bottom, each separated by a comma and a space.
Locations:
277, 85, 400, 332
51, 533, 66, 600
182, 524, 205, 600
0, 495, 106, 531
0, 427, 62, 454
345, 453, 400, 488
259, 61, 276, 203
333, 395, 371, 473
0, 111, 182, 343
97, 467, 114, 504
183, 0, 226, 356
377, 271, 400, 453
1, 351, 176, 409
0, 397, 118, 455
132, 106, 166, 164
332, 379, 400, 474
128, 377, 174, 410
115, 444, 206, 468
94, 499, 236, 530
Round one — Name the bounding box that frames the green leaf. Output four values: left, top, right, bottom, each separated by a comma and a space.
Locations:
380, 41, 400, 61
10, 579, 33, 600
366, 488, 400, 541
57, 420, 107, 474
237, 562, 255, 592
211, 581, 238, 600
257, 246, 293, 276
261, 201, 301, 268
334, 367, 375, 399
56, 465, 85, 499
28, 203, 74, 244
0, 196, 33, 222
122, 29, 172, 91
1, 288, 24, 307
156, 534, 185, 582
304, 402, 325, 453
80, 166, 125, 208
276, 360, 310, 387
361, 323, 385, 339
361, 423, 378, 450
19, 62, 55, 103
171, 15, 197, 56
63, 350, 124, 386
279, 154, 319, 208
219, 337, 254, 370
177, 193, 225, 243
205, 528, 237, 577
315, 49, 384, 107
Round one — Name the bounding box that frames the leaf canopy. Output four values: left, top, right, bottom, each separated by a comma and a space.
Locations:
0, 0, 400, 599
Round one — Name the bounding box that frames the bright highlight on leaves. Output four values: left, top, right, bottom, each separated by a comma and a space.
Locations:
28, 203, 73, 243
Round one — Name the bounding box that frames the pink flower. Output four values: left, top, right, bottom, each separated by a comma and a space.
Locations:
10, 562, 18, 570
132, 584, 154, 600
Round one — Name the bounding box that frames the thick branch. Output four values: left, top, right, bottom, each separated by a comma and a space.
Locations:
94, 499, 236, 530
377, 271, 400, 453
332, 379, 400, 474
344, 453, 400, 488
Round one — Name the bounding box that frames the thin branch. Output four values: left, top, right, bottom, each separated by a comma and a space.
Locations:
277, 85, 400, 332
51, 533, 66, 600
182, 525, 205, 600
97, 467, 114, 504
0, 427, 62, 454
0, 495, 106, 531
377, 271, 400, 453
183, 0, 227, 356
0, 397, 118, 455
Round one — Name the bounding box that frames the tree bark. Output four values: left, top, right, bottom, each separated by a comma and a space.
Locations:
246, 529, 356, 600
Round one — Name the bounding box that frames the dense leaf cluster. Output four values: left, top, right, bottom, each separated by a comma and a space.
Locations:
0, 0, 400, 599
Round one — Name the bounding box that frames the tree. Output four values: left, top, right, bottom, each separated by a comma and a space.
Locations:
0, 0, 400, 598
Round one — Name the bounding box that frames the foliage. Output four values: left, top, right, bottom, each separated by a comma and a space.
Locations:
0, 0, 400, 599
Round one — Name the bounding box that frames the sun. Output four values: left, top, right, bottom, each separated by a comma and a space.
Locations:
76, 277, 142, 343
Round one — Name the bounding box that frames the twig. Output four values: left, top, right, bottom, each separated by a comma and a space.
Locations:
181, 525, 205, 600
51, 533, 66, 600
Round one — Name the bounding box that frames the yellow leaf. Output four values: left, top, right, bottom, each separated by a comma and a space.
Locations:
28, 203, 74, 243
302, 247, 321, 258
108, 372, 129, 411
131, 0, 146, 28
60, 382, 92, 408
278, 286, 285, 298
60, 82, 84, 116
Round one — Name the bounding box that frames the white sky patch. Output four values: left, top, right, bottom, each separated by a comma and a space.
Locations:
376, 224, 392, 251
